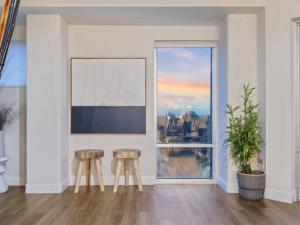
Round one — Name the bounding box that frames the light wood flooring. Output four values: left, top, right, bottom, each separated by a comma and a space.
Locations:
0, 185, 300, 225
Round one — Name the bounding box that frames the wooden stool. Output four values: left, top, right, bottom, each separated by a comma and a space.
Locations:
74, 149, 105, 193
113, 149, 143, 193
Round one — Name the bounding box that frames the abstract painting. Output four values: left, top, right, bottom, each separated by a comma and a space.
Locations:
71, 58, 146, 134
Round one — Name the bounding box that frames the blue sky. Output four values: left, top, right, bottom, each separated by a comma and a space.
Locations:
157, 47, 212, 116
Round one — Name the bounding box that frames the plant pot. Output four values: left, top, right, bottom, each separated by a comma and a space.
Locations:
237, 171, 265, 200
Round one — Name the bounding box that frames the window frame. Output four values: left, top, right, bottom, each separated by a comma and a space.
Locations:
154, 41, 218, 182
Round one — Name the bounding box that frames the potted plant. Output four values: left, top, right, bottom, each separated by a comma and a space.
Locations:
226, 84, 265, 200
0, 104, 14, 193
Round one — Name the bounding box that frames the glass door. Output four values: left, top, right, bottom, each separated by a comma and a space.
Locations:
156, 46, 214, 179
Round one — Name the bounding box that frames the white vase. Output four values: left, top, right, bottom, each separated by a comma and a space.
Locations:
0, 131, 4, 158
0, 165, 8, 193
0, 130, 8, 193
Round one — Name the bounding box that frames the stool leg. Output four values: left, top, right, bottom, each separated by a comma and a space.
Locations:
95, 158, 105, 192
86, 159, 91, 188
125, 159, 130, 187
74, 159, 84, 193
133, 158, 143, 192
113, 159, 122, 193
91, 159, 98, 187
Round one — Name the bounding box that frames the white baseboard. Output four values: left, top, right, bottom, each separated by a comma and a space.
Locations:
11, 175, 298, 204
265, 188, 294, 204
293, 188, 298, 202
69, 175, 156, 186
156, 179, 216, 185
23, 176, 154, 193
5, 176, 25, 186
217, 176, 238, 193
61, 178, 69, 192
217, 176, 227, 191
26, 184, 63, 193
218, 176, 295, 204
9, 174, 297, 204
26, 178, 70, 194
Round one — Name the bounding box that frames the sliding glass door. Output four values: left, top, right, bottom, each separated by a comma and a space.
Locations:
156, 46, 214, 179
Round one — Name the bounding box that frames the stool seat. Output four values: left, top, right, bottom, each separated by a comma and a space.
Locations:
75, 149, 104, 159
113, 149, 141, 159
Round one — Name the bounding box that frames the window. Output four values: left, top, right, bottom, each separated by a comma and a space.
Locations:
0, 42, 26, 87
157, 147, 213, 179
156, 46, 214, 179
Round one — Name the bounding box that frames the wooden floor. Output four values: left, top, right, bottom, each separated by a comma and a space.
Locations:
1, 185, 300, 225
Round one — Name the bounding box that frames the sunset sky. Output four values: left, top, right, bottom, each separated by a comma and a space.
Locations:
157, 47, 212, 116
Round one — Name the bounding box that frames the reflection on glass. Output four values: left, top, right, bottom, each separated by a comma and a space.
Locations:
156, 47, 212, 144
157, 147, 212, 179
157, 112, 212, 144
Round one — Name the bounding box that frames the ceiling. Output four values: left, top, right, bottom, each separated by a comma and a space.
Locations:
16, 7, 263, 25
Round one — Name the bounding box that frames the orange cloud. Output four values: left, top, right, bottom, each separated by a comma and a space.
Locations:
158, 79, 210, 96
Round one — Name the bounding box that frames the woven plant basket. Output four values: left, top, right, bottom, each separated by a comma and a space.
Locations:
237, 171, 265, 200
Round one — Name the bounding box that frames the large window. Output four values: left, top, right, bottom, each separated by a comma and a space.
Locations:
0, 42, 26, 87
156, 46, 213, 179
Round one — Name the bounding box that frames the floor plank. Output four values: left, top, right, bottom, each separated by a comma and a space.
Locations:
0, 185, 299, 225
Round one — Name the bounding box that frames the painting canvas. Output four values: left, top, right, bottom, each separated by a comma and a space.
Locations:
71, 58, 146, 134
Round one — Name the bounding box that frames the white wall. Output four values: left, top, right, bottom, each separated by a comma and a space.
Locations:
12, 26, 26, 42
217, 14, 259, 193
264, 0, 300, 203
227, 14, 259, 188
257, 9, 266, 170
14, 0, 300, 204
217, 18, 228, 190
216, 0, 300, 204
68, 25, 218, 185
26, 15, 69, 193
60, 17, 69, 188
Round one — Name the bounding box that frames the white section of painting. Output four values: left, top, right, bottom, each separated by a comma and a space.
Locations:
72, 58, 146, 106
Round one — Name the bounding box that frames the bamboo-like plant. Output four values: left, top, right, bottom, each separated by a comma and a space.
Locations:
225, 84, 263, 174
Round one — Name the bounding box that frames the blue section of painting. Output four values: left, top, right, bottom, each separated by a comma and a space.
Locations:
71, 106, 146, 134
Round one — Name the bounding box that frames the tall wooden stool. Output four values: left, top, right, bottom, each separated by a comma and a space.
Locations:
113, 149, 143, 193
74, 149, 105, 193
